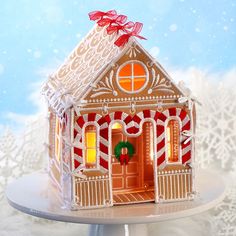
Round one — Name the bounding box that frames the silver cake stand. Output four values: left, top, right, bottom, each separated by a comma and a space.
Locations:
6, 170, 226, 236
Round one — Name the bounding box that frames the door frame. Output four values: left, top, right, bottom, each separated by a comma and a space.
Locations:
107, 118, 158, 204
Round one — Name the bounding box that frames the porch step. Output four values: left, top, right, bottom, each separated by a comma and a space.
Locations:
113, 190, 155, 205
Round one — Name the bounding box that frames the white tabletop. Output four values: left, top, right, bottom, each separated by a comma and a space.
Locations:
6, 170, 226, 225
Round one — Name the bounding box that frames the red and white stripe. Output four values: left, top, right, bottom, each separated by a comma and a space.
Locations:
156, 107, 191, 169
73, 108, 192, 173
97, 114, 111, 173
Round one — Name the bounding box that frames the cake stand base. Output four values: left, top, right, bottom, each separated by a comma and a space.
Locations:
6, 170, 226, 236
89, 224, 147, 236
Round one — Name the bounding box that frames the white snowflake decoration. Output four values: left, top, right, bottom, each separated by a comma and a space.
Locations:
0, 116, 47, 200
188, 77, 236, 170
211, 181, 236, 236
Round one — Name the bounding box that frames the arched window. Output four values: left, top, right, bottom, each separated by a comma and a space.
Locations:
117, 61, 148, 93
85, 125, 97, 168
167, 120, 180, 163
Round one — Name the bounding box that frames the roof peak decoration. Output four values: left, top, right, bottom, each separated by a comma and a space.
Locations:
89, 10, 146, 47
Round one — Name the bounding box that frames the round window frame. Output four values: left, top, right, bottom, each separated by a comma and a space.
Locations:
116, 60, 149, 94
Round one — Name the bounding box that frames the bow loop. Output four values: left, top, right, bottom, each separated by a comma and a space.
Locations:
97, 17, 115, 27
106, 21, 135, 35
114, 22, 147, 47
131, 22, 143, 35
89, 10, 117, 21
115, 15, 128, 24
123, 21, 135, 31
106, 24, 124, 35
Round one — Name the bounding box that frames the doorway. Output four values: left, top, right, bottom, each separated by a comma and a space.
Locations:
111, 122, 140, 191
111, 121, 155, 205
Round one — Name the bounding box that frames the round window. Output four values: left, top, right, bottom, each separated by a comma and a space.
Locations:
117, 61, 148, 93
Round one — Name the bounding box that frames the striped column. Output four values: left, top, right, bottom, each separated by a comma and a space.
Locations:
98, 115, 110, 173
156, 107, 191, 169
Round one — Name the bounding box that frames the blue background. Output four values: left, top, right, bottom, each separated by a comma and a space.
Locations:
0, 0, 235, 128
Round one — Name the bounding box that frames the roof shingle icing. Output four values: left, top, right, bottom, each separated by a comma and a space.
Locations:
42, 10, 147, 117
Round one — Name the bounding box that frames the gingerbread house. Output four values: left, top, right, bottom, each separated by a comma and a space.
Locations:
42, 11, 196, 210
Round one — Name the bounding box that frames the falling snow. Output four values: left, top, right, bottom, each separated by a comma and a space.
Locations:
169, 24, 178, 32
33, 50, 42, 59
149, 46, 160, 58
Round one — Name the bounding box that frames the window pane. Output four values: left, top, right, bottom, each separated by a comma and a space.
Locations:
86, 149, 96, 163
119, 64, 132, 77
85, 125, 97, 167
55, 117, 60, 163
112, 122, 122, 129
167, 120, 179, 162
118, 62, 147, 93
56, 139, 60, 162
133, 63, 146, 76
167, 126, 171, 142
86, 132, 96, 147
56, 118, 60, 134
133, 77, 146, 90
119, 77, 132, 91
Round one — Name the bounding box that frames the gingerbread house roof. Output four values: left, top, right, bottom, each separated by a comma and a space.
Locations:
42, 25, 126, 116
42, 25, 186, 117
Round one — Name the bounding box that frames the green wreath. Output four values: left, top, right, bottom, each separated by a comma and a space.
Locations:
114, 141, 135, 165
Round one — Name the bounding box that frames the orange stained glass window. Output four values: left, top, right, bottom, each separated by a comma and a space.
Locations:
55, 117, 61, 163
167, 120, 180, 162
118, 62, 147, 93
85, 126, 97, 166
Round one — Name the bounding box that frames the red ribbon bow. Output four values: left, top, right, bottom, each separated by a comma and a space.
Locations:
88, 10, 117, 21
97, 14, 127, 27
120, 154, 129, 165
106, 21, 134, 35
88, 10, 147, 47
114, 22, 147, 47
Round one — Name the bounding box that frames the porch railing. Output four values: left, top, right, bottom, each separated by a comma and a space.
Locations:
157, 169, 193, 202
74, 175, 111, 208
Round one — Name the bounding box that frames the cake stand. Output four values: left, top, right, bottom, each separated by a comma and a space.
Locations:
6, 170, 226, 236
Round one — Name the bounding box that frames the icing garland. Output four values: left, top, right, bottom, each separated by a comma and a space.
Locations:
114, 141, 134, 165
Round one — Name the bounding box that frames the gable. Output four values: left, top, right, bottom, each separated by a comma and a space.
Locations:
43, 25, 186, 117
83, 40, 184, 102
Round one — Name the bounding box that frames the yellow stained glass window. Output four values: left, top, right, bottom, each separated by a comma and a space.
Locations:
86, 149, 96, 163
167, 120, 180, 162
118, 62, 147, 93
86, 132, 96, 147
167, 126, 171, 160
85, 126, 96, 166
112, 122, 122, 130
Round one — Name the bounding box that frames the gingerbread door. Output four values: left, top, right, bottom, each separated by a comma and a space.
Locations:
111, 124, 141, 192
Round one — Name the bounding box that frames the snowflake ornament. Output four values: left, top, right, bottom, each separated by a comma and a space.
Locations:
188, 77, 236, 170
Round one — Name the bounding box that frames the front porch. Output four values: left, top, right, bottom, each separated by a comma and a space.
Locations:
113, 188, 155, 205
